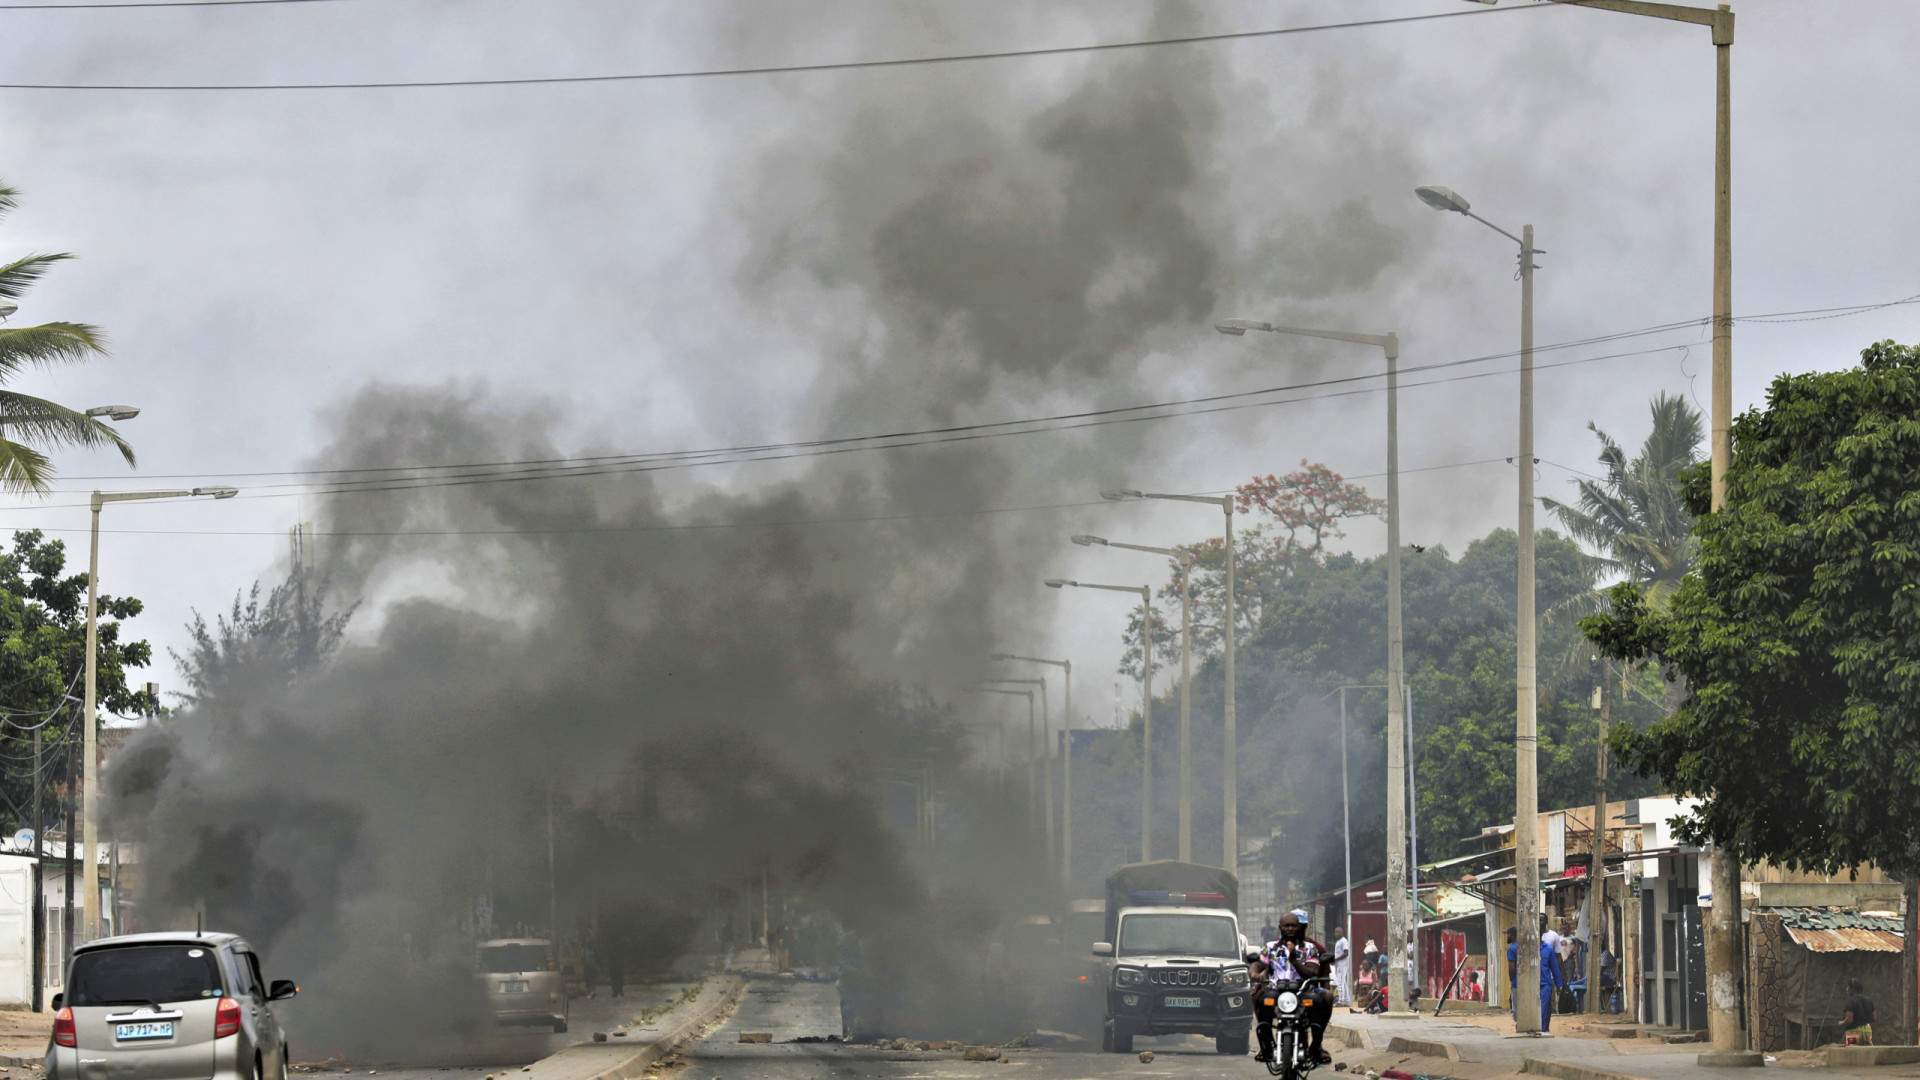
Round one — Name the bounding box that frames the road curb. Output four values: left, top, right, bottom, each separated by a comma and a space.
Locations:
1384, 1036, 1459, 1061
526, 976, 747, 1080
1326, 1024, 1372, 1051
0, 1054, 38, 1068
1520, 1056, 1653, 1080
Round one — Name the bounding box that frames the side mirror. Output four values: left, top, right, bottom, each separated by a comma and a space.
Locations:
267, 980, 298, 1001
1091, 942, 1114, 957
50, 993, 64, 1011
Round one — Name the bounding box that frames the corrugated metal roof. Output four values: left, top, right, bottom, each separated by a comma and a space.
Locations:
1775, 907, 1904, 953
1784, 925, 1903, 953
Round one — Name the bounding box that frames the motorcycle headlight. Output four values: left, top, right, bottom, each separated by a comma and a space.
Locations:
1277, 991, 1300, 1013
1115, 967, 1146, 988
1222, 968, 1249, 987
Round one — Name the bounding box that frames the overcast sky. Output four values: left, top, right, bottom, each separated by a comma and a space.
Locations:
1, 0, 1916, 728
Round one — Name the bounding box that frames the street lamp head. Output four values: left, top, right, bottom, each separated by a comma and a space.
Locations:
1099, 489, 1143, 502
1415, 185, 1472, 214
85, 405, 141, 421
0, 301, 17, 320
1044, 578, 1073, 589
192, 486, 240, 499
1214, 319, 1269, 336
1070, 534, 1108, 547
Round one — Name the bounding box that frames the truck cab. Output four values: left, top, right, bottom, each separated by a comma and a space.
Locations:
1092, 865, 1253, 1055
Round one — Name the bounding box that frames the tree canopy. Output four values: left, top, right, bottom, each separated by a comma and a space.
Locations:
1587, 341, 1920, 875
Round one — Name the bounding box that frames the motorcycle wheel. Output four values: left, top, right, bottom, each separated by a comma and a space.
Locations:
1279, 1030, 1296, 1080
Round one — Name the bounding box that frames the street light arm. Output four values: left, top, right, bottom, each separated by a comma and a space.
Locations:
1219, 321, 1398, 357
1103, 540, 1189, 560
1140, 492, 1231, 509
1460, 209, 1528, 248
92, 489, 194, 508
1067, 581, 1152, 600
1541, 0, 1731, 42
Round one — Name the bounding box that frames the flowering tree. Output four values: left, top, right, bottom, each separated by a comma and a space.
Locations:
1119, 462, 1383, 675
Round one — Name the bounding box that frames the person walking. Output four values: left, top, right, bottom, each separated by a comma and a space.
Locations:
1504, 927, 1518, 1017
1842, 977, 1875, 1045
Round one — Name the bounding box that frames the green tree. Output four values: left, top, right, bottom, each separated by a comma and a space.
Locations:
0, 530, 152, 831
1586, 341, 1920, 876
1542, 392, 1703, 605
0, 183, 134, 492
171, 567, 355, 710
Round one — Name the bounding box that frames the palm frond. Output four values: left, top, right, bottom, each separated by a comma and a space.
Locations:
0, 253, 76, 300
0, 437, 54, 495
0, 391, 135, 466
0, 322, 110, 378
0, 184, 17, 220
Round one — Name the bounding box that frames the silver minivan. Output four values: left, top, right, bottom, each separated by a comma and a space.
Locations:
46, 932, 298, 1080
476, 939, 566, 1033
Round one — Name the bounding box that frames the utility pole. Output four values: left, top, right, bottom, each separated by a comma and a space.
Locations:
63, 721, 74, 974
1587, 659, 1611, 1013
1514, 222, 1542, 1033
31, 724, 43, 1010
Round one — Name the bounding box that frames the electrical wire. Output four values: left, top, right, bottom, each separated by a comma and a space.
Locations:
0, 7, 1538, 91
0, 0, 349, 8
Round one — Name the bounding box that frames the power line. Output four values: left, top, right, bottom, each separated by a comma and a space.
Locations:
0, 7, 1538, 91
0, 0, 349, 8
35, 294, 1913, 492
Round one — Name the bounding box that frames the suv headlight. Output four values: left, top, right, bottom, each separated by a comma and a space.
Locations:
1114, 966, 1146, 988
1222, 967, 1249, 988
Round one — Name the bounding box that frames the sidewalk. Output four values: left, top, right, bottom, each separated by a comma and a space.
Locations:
1331, 1012, 1920, 1080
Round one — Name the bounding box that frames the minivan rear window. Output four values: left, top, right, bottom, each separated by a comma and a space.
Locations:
477, 944, 551, 973
68, 946, 224, 1006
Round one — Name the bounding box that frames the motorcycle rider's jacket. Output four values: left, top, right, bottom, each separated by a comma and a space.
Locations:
1256, 937, 1327, 989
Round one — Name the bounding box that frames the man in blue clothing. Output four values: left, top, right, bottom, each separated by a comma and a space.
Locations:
1537, 935, 1568, 1032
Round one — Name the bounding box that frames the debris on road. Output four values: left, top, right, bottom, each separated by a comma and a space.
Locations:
737, 1033, 772, 1044
592, 1033, 608, 1043
962, 1046, 1002, 1061
1137, 1051, 1154, 1063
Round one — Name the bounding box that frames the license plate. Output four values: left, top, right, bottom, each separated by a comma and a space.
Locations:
1164, 996, 1203, 1008
502, 981, 528, 993
115, 1022, 174, 1041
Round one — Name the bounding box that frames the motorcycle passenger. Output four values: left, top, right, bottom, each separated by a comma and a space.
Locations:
1249, 912, 1335, 1065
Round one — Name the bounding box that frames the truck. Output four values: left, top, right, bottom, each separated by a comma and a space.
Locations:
1090, 860, 1253, 1055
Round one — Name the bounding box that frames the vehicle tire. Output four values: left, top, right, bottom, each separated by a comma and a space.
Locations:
1278, 1030, 1295, 1080
1216, 1026, 1250, 1056
1110, 1020, 1133, 1055
552, 1019, 569, 1034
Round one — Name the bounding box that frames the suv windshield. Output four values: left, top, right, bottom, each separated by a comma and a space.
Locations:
477, 944, 552, 973
68, 945, 224, 1007
1118, 914, 1239, 958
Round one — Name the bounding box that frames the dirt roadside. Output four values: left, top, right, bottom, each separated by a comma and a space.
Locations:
0, 1008, 50, 1063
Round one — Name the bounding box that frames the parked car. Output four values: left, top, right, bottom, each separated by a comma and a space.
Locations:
475, 938, 567, 1033
47, 931, 297, 1080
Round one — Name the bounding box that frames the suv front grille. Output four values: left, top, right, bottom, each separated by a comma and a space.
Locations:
1148, 968, 1219, 987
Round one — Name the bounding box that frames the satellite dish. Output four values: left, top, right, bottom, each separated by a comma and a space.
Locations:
12, 829, 34, 847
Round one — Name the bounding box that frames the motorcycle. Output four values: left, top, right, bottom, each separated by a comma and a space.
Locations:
1249, 949, 1330, 1080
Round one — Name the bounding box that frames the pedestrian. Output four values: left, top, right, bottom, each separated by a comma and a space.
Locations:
608, 950, 625, 999
1331, 925, 1352, 1006
1599, 945, 1618, 1013
1539, 913, 1561, 957
1537, 935, 1567, 1032
1842, 977, 1875, 1045
1361, 936, 1379, 973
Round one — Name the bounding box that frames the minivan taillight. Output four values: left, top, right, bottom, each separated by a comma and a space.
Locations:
214, 997, 242, 1039
53, 1007, 75, 1048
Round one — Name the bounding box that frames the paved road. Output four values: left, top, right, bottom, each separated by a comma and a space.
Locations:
660, 981, 1302, 1080
354, 980, 699, 1080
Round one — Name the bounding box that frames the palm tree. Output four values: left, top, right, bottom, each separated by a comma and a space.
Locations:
1542, 392, 1704, 604
1536, 393, 1703, 703
0, 182, 134, 493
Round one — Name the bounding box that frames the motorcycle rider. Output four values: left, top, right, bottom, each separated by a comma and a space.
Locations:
1249, 912, 1335, 1065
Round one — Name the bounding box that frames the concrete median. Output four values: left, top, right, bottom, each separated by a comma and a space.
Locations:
523, 976, 747, 1080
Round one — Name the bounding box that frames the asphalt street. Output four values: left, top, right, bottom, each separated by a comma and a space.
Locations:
351, 980, 699, 1080
659, 981, 1297, 1080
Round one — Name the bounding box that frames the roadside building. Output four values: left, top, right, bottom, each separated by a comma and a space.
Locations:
1744, 882, 1904, 1051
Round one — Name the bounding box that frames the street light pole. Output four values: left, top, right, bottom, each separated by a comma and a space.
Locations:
984, 677, 1052, 871
1100, 492, 1235, 868
1048, 578, 1154, 861
1216, 317, 1407, 1008
993, 654, 1073, 890
83, 485, 237, 943
1073, 535, 1197, 861
1324, 683, 1384, 1007
1415, 184, 1543, 1031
